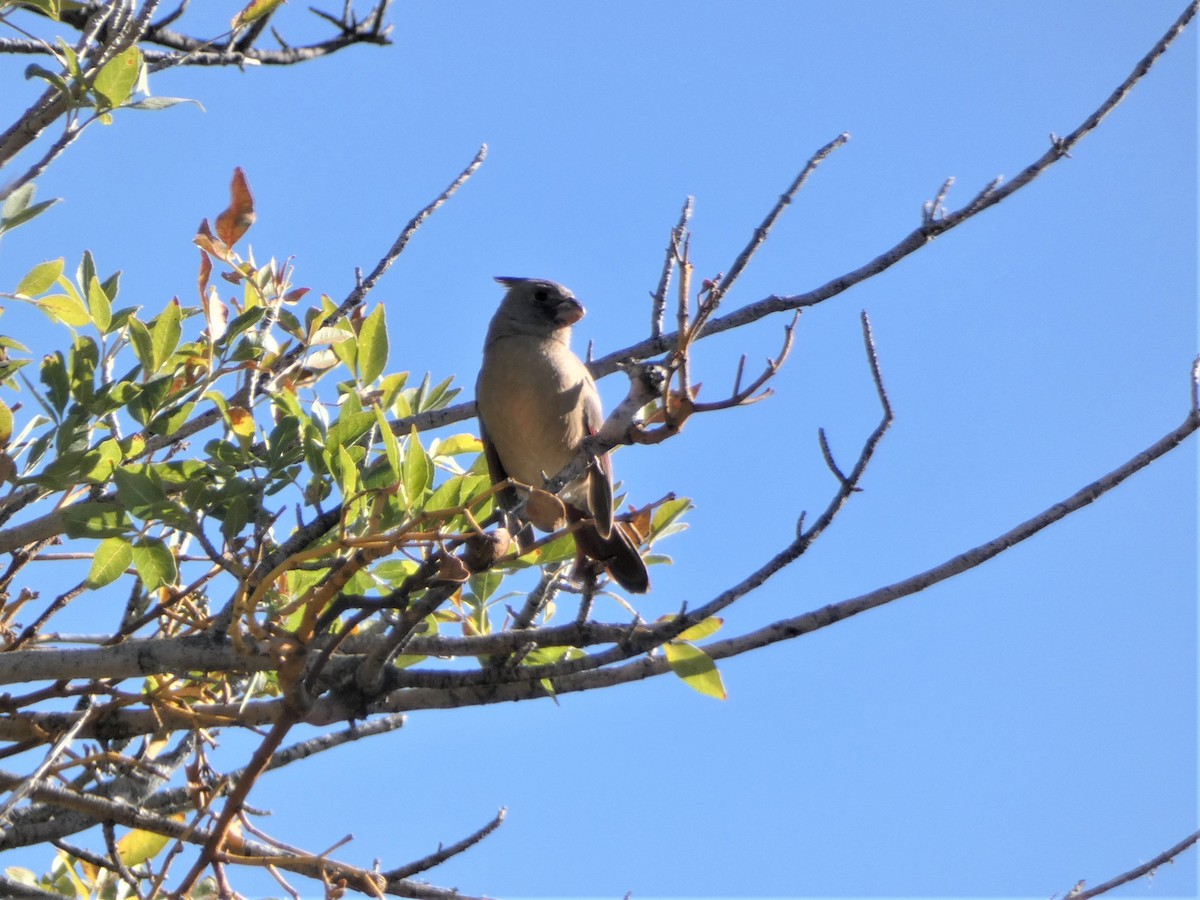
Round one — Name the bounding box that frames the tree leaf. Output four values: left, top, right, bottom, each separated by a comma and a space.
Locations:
39, 352, 70, 415
127, 96, 203, 112
93, 45, 142, 108
664, 641, 727, 700
674, 616, 724, 642
80, 438, 121, 482
401, 427, 431, 510
35, 293, 90, 327
149, 299, 182, 372
13, 0, 62, 19
86, 537, 133, 588
15, 258, 63, 297
113, 466, 168, 517
116, 824, 173, 868
62, 501, 131, 539
87, 275, 111, 332
332, 443, 358, 499
227, 406, 256, 440
232, 0, 286, 29
0, 197, 59, 234
131, 537, 176, 591
127, 316, 155, 373
1, 182, 35, 220
215, 168, 255, 248
432, 433, 484, 457
357, 303, 388, 385
373, 403, 401, 479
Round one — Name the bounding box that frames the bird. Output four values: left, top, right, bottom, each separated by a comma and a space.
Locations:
476, 276, 649, 594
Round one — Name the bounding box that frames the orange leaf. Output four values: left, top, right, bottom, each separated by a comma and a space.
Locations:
215, 168, 255, 249
197, 248, 212, 302
194, 219, 230, 263
627, 506, 652, 543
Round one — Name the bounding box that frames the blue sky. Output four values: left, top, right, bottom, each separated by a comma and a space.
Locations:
0, 2, 1196, 898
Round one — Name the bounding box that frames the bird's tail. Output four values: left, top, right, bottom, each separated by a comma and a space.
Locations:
574, 516, 650, 594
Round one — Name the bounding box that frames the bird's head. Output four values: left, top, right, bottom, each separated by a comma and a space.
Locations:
490, 277, 585, 337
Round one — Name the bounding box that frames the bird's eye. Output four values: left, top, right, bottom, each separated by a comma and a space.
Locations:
534, 289, 550, 304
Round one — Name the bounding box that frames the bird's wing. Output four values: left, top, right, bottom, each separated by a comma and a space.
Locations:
580, 375, 614, 540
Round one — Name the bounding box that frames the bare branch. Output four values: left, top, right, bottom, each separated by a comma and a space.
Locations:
697, 407, 1200, 665
383, 807, 506, 880
651, 197, 692, 339
712, 131, 850, 303
344, 144, 488, 324
1069, 828, 1200, 899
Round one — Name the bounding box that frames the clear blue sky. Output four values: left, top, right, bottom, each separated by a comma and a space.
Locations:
0, 2, 1196, 898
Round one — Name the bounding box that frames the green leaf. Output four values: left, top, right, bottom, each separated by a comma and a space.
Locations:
90, 379, 141, 415
0, 400, 12, 444
100, 268, 121, 303
77, 250, 96, 294
220, 493, 250, 541
13, 0, 62, 18
664, 641, 727, 700
56, 36, 79, 77
87, 275, 111, 332
533, 531, 577, 565
357, 303, 388, 384
150, 299, 182, 372
39, 352, 70, 416
127, 317, 155, 373
467, 569, 503, 604
15, 258, 63, 297
330, 326, 357, 374
35, 293, 91, 327
373, 403, 400, 478
113, 466, 168, 517
80, 438, 121, 482
0, 183, 59, 234
2, 183, 36, 221
86, 537, 132, 588
93, 45, 141, 108
148, 401, 194, 438
126, 96, 203, 112
334, 443, 358, 498
22, 63, 69, 95
68, 335, 98, 406
62, 501, 131, 538
131, 537, 176, 591
216, 306, 266, 349
401, 427, 431, 510
325, 409, 374, 454
651, 496, 694, 536
421, 374, 460, 411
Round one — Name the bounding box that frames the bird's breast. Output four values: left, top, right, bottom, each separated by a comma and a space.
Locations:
477, 336, 592, 487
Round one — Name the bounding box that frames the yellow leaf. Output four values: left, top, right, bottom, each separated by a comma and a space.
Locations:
434, 433, 484, 456
664, 641, 727, 700
117, 825, 173, 867
232, 0, 286, 30
227, 405, 255, 439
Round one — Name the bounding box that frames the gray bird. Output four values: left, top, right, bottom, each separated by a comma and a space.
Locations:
476, 276, 649, 594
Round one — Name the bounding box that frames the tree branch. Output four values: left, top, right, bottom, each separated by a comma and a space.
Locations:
1069, 827, 1200, 899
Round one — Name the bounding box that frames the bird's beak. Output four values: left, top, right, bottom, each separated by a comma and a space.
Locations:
555, 298, 585, 326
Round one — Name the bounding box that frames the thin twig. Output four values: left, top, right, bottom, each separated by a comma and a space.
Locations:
383, 807, 507, 880
651, 197, 692, 339
712, 131, 850, 303
1070, 828, 1200, 900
